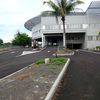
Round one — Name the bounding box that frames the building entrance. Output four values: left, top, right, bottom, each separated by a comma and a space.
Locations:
67, 43, 82, 49
45, 34, 63, 46
66, 32, 85, 49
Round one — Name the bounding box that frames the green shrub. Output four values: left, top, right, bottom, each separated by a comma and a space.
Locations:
96, 46, 100, 49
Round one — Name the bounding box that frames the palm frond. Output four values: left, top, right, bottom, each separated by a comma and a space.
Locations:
65, 0, 84, 14
56, 0, 66, 16
43, 0, 84, 17
71, 0, 84, 7
61, 0, 67, 9
61, 0, 67, 16
44, 0, 61, 22
46, 0, 60, 15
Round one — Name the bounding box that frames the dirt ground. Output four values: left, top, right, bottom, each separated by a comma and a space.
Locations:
0, 63, 63, 100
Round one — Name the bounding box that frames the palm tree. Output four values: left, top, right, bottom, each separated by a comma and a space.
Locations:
43, 0, 83, 48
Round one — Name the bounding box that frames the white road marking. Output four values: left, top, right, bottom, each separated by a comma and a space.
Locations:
16, 47, 46, 57
16, 51, 40, 57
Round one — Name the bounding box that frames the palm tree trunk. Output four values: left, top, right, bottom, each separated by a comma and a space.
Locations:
62, 16, 66, 48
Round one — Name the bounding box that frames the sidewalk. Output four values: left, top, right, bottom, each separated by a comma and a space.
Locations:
0, 63, 63, 100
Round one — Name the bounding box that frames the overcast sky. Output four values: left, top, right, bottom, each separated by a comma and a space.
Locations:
0, 0, 95, 42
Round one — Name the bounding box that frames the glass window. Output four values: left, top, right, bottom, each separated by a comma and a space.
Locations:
42, 25, 45, 30
67, 24, 81, 29
82, 24, 88, 29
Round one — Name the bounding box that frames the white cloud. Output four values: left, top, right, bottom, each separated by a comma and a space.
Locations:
0, 0, 94, 42
0, 0, 18, 12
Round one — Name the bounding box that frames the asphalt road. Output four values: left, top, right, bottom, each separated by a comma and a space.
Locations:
55, 50, 100, 100
0, 47, 56, 79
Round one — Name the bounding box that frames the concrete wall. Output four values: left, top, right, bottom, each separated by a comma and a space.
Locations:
85, 15, 100, 48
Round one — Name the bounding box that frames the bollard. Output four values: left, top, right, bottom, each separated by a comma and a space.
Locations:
45, 58, 50, 64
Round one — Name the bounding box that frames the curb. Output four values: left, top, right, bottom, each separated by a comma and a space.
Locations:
80, 50, 100, 55
0, 49, 13, 55
0, 63, 34, 82
53, 51, 74, 57
44, 58, 70, 100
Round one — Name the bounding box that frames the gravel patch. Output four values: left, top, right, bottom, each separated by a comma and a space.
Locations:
0, 64, 64, 100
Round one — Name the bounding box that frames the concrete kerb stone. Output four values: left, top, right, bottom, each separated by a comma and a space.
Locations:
53, 51, 74, 57
44, 58, 70, 100
58, 51, 74, 56
80, 50, 100, 55
0, 49, 13, 55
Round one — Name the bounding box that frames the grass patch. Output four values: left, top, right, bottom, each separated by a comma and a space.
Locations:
36, 59, 45, 65
36, 57, 67, 65
50, 57, 67, 65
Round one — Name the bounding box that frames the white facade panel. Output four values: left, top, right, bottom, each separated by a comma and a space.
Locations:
32, 24, 42, 39
86, 41, 100, 49
40, 15, 100, 49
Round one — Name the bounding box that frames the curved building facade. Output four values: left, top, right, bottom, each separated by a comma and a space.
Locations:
24, 1, 100, 49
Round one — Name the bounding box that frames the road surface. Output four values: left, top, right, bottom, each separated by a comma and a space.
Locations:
0, 47, 56, 79
55, 50, 100, 100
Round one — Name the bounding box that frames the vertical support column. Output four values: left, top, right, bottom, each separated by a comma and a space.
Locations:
84, 35, 87, 49
42, 34, 45, 48
63, 33, 66, 48
32, 40, 36, 48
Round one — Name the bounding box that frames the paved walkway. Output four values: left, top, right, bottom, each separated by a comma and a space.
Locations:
55, 51, 100, 100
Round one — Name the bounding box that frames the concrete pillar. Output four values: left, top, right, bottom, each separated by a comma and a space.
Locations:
32, 40, 36, 48
42, 34, 45, 47
63, 33, 66, 48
